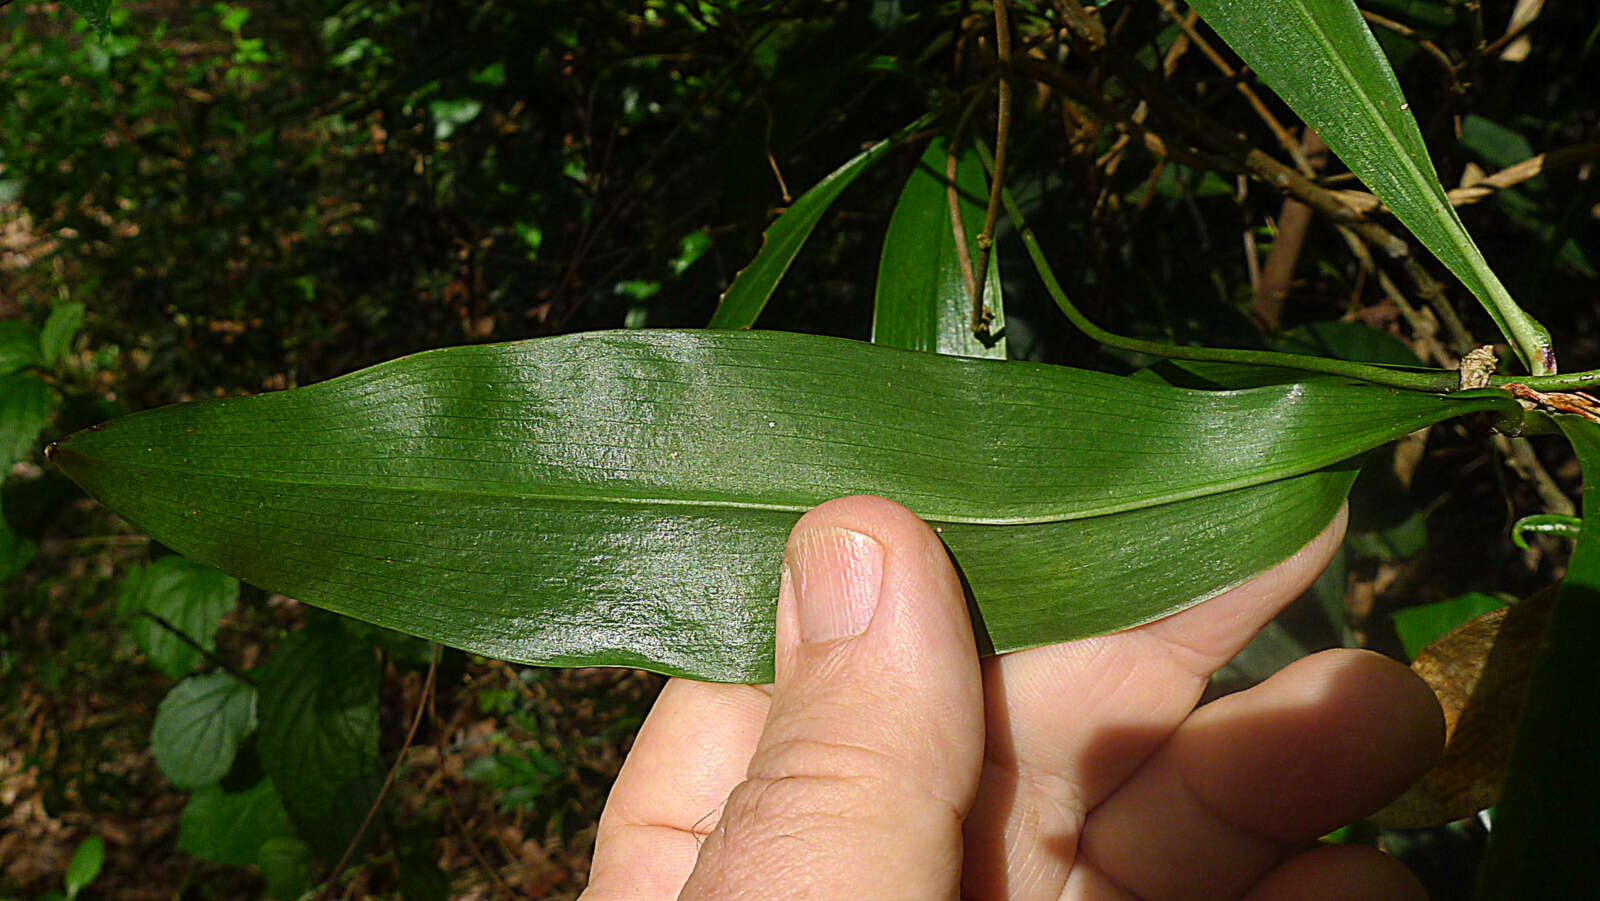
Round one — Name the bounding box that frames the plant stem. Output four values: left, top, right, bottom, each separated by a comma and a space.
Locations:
976, 142, 1465, 392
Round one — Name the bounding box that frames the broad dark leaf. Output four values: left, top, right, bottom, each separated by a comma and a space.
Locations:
1476, 417, 1600, 897
256, 620, 381, 859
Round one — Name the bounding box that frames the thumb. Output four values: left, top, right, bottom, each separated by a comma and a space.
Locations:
682, 495, 985, 899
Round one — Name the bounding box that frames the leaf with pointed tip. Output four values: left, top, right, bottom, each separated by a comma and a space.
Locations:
707, 119, 924, 329
1188, 0, 1552, 372
874, 138, 1005, 359
48, 330, 1519, 682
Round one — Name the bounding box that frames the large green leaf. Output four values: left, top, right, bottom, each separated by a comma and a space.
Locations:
1476, 416, 1600, 898
49, 330, 1518, 682
1188, 0, 1553, 373
873, 138, 1005, 359
706, 122, 918, 329
256, 620, 381, 860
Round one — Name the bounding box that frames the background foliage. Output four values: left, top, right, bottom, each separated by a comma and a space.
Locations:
2, 0, 1596, 897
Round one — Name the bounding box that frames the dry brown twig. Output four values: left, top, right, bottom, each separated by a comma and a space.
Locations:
1331, 142, 1600, 216
971, 0, 1011, 336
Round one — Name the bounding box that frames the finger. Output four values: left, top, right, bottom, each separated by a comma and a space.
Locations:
1240, 844, 1427, 901
682, 495, 986, 899
962, 506, 1347, 898
1076, 649, 1443, 900
585, 678, 771, 899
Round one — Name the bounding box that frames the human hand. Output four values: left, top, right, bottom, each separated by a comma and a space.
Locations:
583, 495, 1441, 900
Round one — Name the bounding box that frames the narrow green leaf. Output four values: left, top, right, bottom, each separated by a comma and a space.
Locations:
63, 835, 104, 899
1476, 416, 1600, 898
0, 321, 46, 376
707, 120, 924, 329
115, 556, 240, 679
1188, 0, 1553, 373
256, 620, 381, 859
874, 138, 1005, 358
178, 779, 296, 867
50, 330, 1519, 682
40, 303, 87, 367
151, 673, 258, 789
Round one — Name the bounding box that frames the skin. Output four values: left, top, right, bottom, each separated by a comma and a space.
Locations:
583, 495, 1441, 900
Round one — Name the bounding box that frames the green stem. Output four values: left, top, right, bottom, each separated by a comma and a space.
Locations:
977, 142, 1460, 393
1494, 371, 1600, 391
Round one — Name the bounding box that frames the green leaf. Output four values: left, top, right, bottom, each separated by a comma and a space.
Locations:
1392, 592, 1508, 660
1460, 115, 1534, 171
178, 779, 295, 867
707, 120, 922, 329
258, 837, 311, 901
115, 556, 240, 679
151, 673, 258, 789
873, 138, 1005, 359
0, 321, 45, 376
256, 620, 381, 859
63, 0, 114, 35
1187, 0, 1553, 373
1476, 416, 1600, 898
49, 330, 1519, 683
40, 303, 87, 367
63, 835, 104, 899
0, 373, 52, 470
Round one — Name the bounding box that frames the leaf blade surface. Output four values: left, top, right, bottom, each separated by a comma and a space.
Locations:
873, 138, 1005, 359
50, 330, 1515, 681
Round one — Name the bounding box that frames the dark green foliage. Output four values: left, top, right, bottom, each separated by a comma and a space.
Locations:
256, 617, 383, 860
178, 780, 297, 867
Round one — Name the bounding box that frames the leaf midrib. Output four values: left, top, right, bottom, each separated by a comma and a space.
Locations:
90, 450, 1360, 527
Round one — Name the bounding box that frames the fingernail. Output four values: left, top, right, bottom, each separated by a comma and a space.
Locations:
786, 526, 885, 643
